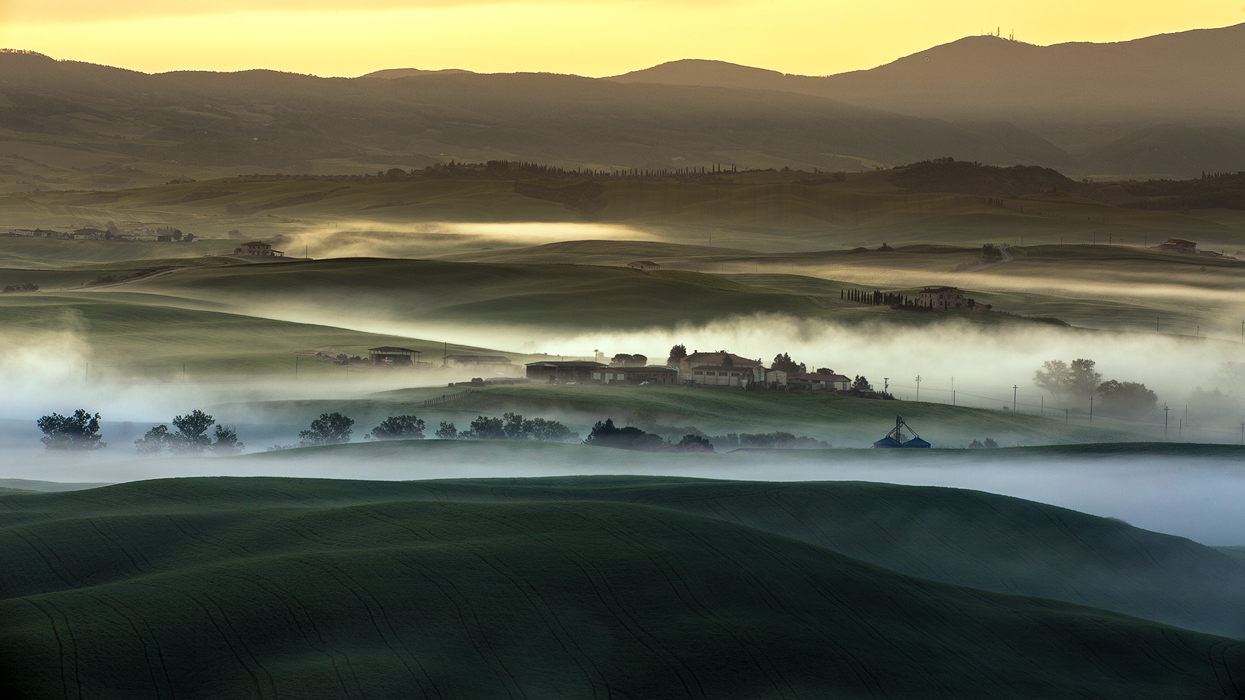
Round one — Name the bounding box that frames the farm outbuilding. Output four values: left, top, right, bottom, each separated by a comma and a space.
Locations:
233, 241, 285, 257
873, 416, 931, 448
369, 347, 420, 365
526, 360, 607, 383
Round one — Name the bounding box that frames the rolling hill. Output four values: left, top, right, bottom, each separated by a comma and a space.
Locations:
1, 475, 1242, 698
612, 24, 1245, 124
0, 49, 1072, 185
4, 23, 1245, 184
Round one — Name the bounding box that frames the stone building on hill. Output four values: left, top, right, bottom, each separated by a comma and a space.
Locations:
233, 241, 284, 257
678, 351, 761, 373
627, 260, 660, 270
916, 286, 966, 310
1153, 238, 1198, 254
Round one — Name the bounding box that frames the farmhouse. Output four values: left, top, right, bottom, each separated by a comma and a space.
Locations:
592, 365, 679, 385
685, 365, 750, 388
789, 373, 851, 391
627, 260, 660, 270
72, 228, 106, 240
526, 360, 606, 383
916, 286, 967, 309
678, 351, 762, 373
444, 355, 511, 369
233, 241, 285, 257
1154, 238, 1198, 254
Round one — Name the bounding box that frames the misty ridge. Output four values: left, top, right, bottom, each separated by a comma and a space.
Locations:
0, 22, 1243, 186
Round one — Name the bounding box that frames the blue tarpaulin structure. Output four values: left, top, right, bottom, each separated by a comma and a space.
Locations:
873, 416, 931, 448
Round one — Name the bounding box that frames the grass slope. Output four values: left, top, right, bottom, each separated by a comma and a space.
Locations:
229, 455, 1245, 637
1, 476, 1242, 699
109, 257, 828, 329
340, 383, 1147, 445
0, 293, 501, 378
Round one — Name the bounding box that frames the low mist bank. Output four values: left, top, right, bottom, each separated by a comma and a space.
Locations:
6, 445, 1245, 546
222, 310, 1245, 437
6, 310, 1245, 445
278, 221, 657, 259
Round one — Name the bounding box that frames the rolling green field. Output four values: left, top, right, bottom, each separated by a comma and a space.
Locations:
232, 382, 1152, 447
5, 170, 1240, 252
1, 475, 1242, 698
0, 292, 504, 378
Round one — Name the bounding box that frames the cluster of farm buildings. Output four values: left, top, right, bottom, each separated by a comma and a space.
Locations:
364, 346, 875, 393
7, 224, 196, 242
525, 351, 856, 391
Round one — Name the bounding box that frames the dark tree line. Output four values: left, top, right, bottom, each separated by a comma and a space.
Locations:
1034, 358, 1159, 418
842, 288, 913, 306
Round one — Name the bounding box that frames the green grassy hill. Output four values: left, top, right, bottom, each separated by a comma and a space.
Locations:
1, 476, 1241, 699
106, 257, 830, 329
0, 292, 501, 378
313, 383, 1148, 446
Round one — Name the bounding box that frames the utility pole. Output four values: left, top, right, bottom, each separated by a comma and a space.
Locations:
915, 375, 922, 401
1089, 395, 1094, 424
1164, 404, 1169, 436
1178, 419, 1182, 440
1013, 385, 1018, 412
1040, 395, 1044, 415
884, 377, 889, 395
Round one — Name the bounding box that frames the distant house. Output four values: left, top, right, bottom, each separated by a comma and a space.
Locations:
233, 241, 284, 257
789, 373, 851, 391
592, 365, 679, 385
678, 351, 762, 373
916, 286, 967, 310
628, 260, 660, 271
686, 365, 751, 388
1154, 238, 1198, 254
71, 227, 106, 241
526, 361, 606, 383
156, 234, 174, 242
444, 355, 511, 369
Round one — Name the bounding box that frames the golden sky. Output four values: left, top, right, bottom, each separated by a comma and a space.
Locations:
0, 0, 1241, 77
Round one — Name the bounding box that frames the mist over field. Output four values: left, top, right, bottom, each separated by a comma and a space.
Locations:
278, 221, 657, 258
4, 446, 1244, 546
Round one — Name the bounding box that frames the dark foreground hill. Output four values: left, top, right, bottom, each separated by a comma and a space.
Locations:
1, 476, 1243, 699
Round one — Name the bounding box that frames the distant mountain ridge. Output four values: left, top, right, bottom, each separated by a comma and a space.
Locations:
611, 23, 1245, 124
0, 24, 1243, 181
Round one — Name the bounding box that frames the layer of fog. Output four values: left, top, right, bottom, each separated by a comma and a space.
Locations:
227, 307, 1245, 429
9, 448, 1245, 546
6, 308, 1245, 449
278, 221, 658, 259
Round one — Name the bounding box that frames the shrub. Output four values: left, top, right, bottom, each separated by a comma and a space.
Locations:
1096, 380, 1159, 419
299, 412, 354, 446
135, 410, 243, 454
170, 410, 215, 453
435, 422, 458, 439
677, 434, 714, 452
212, 425, 244, 454
37, 410, 106, 450
135, 425, 172, 454
369, 415, 426, 440
584, 418, 664, 451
